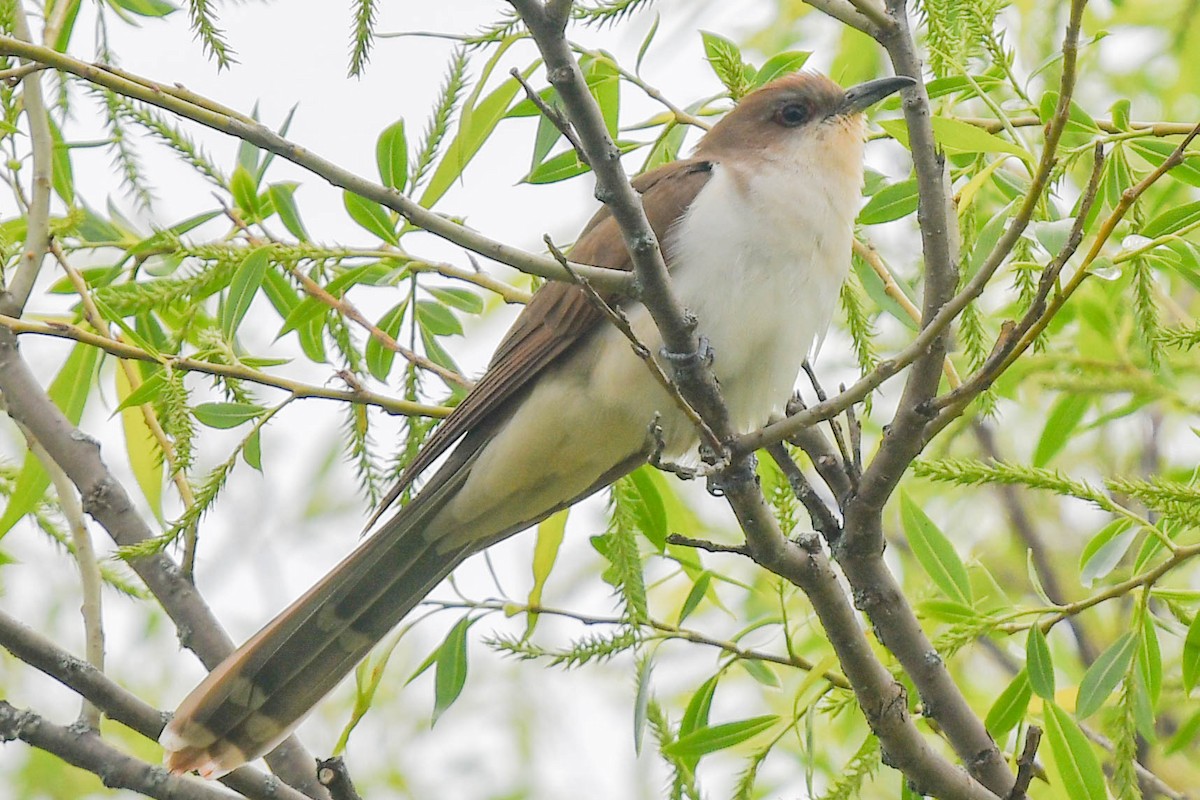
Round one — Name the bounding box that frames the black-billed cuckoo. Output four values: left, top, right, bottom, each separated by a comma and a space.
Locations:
161, 71, 914, 778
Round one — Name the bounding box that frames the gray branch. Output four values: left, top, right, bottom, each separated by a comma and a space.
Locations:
0, 327, 329, 799
0, 610, 311, 800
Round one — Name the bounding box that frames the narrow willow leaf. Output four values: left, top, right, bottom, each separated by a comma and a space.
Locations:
1183, 612, 1200, 693
376, 119, 409, 192
1033, 393, 1090, 467
229, 165, 260, 221
193, 402, 265, 429
116, 367, 163, 520
680, 674, 719, 737
899, 492, 971, 605
268, 183, 309, 242
425, 286, 483, 314
751, 50, 811, 88
1043, 702, 1106, 800
986, 669, 1032, 737
415, 299, 462, 336
879, 117, 1032, 160
740, 660, 779, 688
1141, 200, 1200, 239
243, 429, 262, 472
364, 299, 408, 382
583, 55, 620, 138
343, 190, 398, 245
221, 246, 271, 339
1078, 519, 1135, 587
633, 655, 653, 755
432, 617, 474, 724
420, 59, 535, 208
1139, 615, 1162, 705
1076, 632, 1136, 718
662, 715, 778, 759
677, 570, 711, 625
0, 343, 101, 537
1128, 139, 1200, 188
1026, 625, 1055, 699
857, 178, 918, 225
525, 509, 568, 639
626, 465, 667, 550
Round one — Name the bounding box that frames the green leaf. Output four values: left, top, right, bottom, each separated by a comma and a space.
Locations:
243, 428, 262, 471
221, 246, 271, 339
0, 343, 101, 537
985, 670, 1032, 737
857, 178, 918, 225
116, 367, 163, 520
1141, 200, 1200, 239
677, 570, 711, 625
376, 119, 409, 192
524, 141, 642, 184
432, 617, 474, 724
47, 118, 74, 205
662, 715, 777, 759
751, 51, 811, 88
1128, 139, 1200, 188
1183, 611, 1200, 693
193, 402, 265, 429
680, 674, 719, 736
1026, 625, 1055, 699
899, 492, 971, 605
1078, 519, 1135, 587
1075, 632, 1136, 718
632, 655, 653, 755
108, 0, 176, 17
1139, 615, 1162, 705
740, 659, 779, 688
1043, 702, 1106, 800
343, 190, 398, 245
364, 300, 408, 382
626, 466, 667, 550
583, 55, 620, 138
268, 183, 309, 242
420, 58, 537, 208
879, 117, 1032, 160
1033, 393, 1090, 467
700, 30, 751, 99
415, 299, 462, 336
230, 165, 261, 221
852, 251, 919, 331
525, 509, 567, 639
425, 286, 483, 314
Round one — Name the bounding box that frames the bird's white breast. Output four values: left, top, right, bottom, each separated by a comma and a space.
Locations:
593, 121, 865, 453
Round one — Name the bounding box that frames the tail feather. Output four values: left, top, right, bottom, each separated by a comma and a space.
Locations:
160, 490, 476, 778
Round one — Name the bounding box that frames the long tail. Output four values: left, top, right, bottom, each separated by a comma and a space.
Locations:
160, 488, 476, 779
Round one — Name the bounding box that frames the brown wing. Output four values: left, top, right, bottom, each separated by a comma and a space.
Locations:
368, 158, 714, 523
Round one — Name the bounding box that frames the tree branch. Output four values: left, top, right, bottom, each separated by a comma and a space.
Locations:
0, 610, 312, 800
0, 327, 329, 799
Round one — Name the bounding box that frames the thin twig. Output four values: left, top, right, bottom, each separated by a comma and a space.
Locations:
25, 433, 105, 728
0, 313, 450, 417
1005, 726, 1042, 800
511, 67, 589, 165
666, 533, 750, 556
3, 9, 53, 315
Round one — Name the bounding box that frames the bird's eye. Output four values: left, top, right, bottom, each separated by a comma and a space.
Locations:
775, 102, 810, 127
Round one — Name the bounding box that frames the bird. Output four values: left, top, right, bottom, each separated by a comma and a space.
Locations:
160, 71, 914, 779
